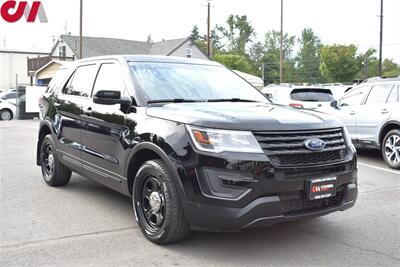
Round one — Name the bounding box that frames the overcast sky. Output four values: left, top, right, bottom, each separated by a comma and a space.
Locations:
0, 0, 399, 62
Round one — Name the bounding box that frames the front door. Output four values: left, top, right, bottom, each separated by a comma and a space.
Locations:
337, 86, 371, 140
356, 84, 395, 143
80, 62, 131, 191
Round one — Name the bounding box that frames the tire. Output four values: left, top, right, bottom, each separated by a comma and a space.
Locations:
40, 135, 71, 186
0, 109, 13, 121
132, 159, 190, 244
381, 129, 400, 170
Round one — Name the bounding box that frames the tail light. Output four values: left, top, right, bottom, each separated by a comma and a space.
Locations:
289, 103, 304, 108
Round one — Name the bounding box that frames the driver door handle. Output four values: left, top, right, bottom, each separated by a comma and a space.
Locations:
349, 111, 356, 115
381, 109, 389, 114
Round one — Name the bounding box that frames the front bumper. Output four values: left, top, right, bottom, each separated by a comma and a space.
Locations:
183, 183, 357, 231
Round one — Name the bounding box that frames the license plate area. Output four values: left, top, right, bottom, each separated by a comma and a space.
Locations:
307, 177, 337, 200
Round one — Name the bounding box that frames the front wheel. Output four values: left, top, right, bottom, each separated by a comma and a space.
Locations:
0, 109, 13, 120
132, 160, 190, 244
382, 129, 400, 170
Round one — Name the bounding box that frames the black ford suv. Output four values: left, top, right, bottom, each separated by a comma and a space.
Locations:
37, 56, 358, 244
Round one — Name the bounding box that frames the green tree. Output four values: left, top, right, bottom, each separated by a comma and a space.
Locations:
216, 15, 256, 56
262, 30, 296, 84
213, 53, 253, 74
296, 28, 324, 83
356, 48, 379, 79
248, 41, 264, 77
189, 25, 223, 56
189, 25, 201, 41
320, 44, 362, 82
383, 58, 400, 77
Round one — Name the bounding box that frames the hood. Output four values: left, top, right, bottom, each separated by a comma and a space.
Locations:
146, 102, 342, 131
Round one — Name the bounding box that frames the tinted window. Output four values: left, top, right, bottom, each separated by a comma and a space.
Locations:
386, 86, 399, 103
365, 84, 394, 104
1, 92, 16, 99
63, 65, 98, 97
47, 68, 69, 94
129, 62, 267, 102
92, 63, 126, 97
340, 86, 370, 106
290, 89, 334, 102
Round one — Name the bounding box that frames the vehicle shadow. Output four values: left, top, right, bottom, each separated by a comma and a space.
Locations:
63, 175, 346, 265
356, 148, 382, 160
163, 218, 335, 265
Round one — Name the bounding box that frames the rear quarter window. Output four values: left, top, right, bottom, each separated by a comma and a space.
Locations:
46, 68, 70, 94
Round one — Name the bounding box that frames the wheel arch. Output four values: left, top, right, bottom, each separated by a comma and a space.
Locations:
379, 121, 400, 147
36, 122, 54, 166
125, 142, 186, 199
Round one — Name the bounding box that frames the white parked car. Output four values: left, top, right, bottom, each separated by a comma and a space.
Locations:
262, 85, 336, 109
0, 99, 16, 120
321, 78, 400, 169
0, 89, 17, 105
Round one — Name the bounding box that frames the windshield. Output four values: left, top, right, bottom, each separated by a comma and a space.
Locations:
129, 62, 268, 103
290, 89, 334, 102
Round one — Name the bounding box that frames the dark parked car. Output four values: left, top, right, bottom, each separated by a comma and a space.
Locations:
37, 56, 358, 244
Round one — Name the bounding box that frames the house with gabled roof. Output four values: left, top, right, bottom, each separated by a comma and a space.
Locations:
26, 34, 209, 85
50, 34, 208, 60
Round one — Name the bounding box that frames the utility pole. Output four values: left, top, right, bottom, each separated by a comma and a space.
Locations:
79, 0, 83, 59
378, 0, 383, 76
279, 0, 284, 83
207, 0, 211, 58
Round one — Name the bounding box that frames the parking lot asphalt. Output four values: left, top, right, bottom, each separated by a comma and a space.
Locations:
1, 120, 399, 266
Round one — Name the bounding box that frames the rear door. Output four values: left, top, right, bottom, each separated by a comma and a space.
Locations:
356, 83, 397, 143
80, 61, 131, 191
336, 86, 371, 139
53, 64, 98, 169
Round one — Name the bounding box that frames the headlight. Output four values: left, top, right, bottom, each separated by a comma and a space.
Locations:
186, 125, 263, 154
342, 126, 356, 152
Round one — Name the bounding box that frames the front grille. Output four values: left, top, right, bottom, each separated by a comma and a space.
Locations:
253, 128, 347, 167
281, 191, 344, 215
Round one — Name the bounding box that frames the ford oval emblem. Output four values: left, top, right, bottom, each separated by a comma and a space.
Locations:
304, 138, 326, 151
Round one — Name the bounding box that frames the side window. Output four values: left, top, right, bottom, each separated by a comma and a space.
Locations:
63, 64, 98, 97
2, 92, 16, 99
386, 86, 399, 103
92, 63, 126, 97
340, 86, 370, 106
47, 68, 69, 94
365, 84, 394, 105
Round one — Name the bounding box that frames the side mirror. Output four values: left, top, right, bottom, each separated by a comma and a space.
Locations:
93, 90, 131, 106
330, 100, 339, 108
264, 93, 273, 99
93, 90, 134, 113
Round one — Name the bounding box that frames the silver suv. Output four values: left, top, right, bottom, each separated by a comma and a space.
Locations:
329, 78, 400, 169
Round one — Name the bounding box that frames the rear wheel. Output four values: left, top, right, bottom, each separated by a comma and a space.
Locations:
0, 109, 12, 120
382, 129, 400, 170
40, 135, 71, 186
132, 159, 190, 244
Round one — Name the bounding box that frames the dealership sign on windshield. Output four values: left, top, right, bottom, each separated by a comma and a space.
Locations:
1, 1, 47, 22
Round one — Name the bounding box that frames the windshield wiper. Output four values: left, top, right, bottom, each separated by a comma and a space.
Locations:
147, 99, 204, 104
206, 98, 260, 103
